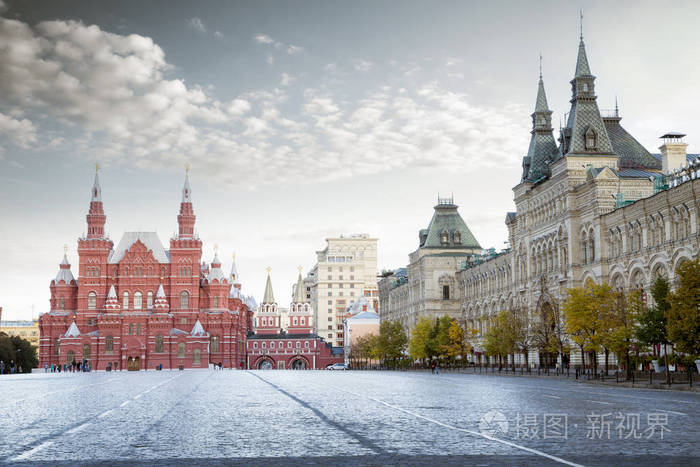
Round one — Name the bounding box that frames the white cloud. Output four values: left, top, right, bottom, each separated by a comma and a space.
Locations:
0, 112, 37, 148
0, 15, 527, 188
254, 34, 274, 44
286, 45, 303, 55
354, 60, 373, 72
266, 55, 275, 65
280, 72, 294, 86
186, 17, 206, 33
254, 33, 303, 58
213, 30, 223, 40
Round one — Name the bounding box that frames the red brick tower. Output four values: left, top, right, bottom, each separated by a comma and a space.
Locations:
288, 267, 313, 334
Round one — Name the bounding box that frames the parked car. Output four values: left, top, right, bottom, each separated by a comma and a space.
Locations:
326, 363, 349, 371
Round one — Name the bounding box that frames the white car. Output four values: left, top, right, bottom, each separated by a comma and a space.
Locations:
326, 363, 349, 371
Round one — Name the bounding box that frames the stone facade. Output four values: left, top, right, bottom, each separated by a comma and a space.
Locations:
39, 169, 255, 371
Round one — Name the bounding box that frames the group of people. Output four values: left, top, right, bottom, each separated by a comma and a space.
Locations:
44, 360, 92, 373
430, 360, 440, 375
0, 360, 21, 374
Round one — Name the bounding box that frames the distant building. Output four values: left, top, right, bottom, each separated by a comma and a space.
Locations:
305, 234, 378, 347
378, 198, 482, 331
0, 319, 40, 348
343, 296, 380, 365
247, 268, 342, 369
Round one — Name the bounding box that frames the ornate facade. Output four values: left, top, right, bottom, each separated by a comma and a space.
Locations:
39, 169, 255, 370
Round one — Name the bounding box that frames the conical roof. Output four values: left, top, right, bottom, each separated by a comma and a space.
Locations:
91, 167, 101, 202
190, 319, 207, 336
263, 269, 275, 304
535, 77, 549, 112
182, 169, 192, 203
293, 269, 306, 304
108, 285, 117, 298
64, 321, 81, 338
230, 253, 239, 284
575, 39, 591, 77
156, 284, 166, 298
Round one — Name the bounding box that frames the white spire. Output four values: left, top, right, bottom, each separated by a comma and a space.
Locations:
108, 285, 117, 298
182, 163, 192, 203
64, 321, 81, 338
230, 252, 240, 284
92, 163, 101, 202
191, 319, 207, 336
156, 284, 166, 298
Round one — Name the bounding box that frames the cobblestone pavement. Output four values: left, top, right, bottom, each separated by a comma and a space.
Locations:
1, 370, 698, 466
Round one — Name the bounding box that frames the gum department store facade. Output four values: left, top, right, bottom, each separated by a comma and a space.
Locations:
39, 170, 257, 371
380, 34, 700, 367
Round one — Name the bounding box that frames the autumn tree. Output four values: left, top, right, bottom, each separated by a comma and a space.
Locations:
667, 260, 700, 359
377, 320, 407, 367
604, 289, 644, 379
409, 317, 434, 363
637, 277, 672, 383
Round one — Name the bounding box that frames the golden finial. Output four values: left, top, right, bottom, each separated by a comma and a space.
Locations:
185, 162, 190, 174
95, 162, 100, 172
266, 266, 272, 275
232, 252, 236, 261
214, 243, 219, 253
297, 265, 303, 273
63, 244, 68, 254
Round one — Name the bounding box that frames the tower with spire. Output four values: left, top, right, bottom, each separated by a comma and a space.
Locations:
521, 57, 560, 183
50, 245, 78, 312
255, 268, 281, 335
288, 267, 313, 334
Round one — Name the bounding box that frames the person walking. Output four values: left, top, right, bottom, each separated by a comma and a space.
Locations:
435, 361, 440, 376
9, 360, 15, 374
0, 360, 4, 375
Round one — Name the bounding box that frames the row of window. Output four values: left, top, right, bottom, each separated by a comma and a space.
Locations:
58, 336, 216, 359
86, 291, 190, 310
252, 341, 308, 349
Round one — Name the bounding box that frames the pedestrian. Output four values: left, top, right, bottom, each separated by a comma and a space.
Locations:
435, 361, 440, 376
10, 360, 15, 374
44, 362, 49, 373
0, 360, 4, 375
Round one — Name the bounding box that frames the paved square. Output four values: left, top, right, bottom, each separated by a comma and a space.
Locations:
1, 371, 698, 465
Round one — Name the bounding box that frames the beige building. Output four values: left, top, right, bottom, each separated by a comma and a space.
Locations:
378, 198, 482, 331
305, 234, 378, 347
0, 319, 40, 349
343, 296, 380, 365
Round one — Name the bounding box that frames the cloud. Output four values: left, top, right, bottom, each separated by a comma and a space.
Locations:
213, 30, 223, 40
0, 112, 37, 148
254, 33, 303, 57
254, 34, 274, 44
286, 45, 303, 55
186, 17, 206, 33
0, 14, 528, 189
354, 60, 373, 72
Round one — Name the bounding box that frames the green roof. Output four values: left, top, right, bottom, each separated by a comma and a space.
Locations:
420, 201, 481, 249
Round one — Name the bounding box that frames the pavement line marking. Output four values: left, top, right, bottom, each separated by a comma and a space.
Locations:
134, 394, 142, 399
120, 400, 131, 407
332, 386, 583, 467
66, 422, 92, 434
10, 441, 53, 461
543, 395, 561, 399
586, 400, 612, 405
654, 408, 687, 416
98, 409, 114, 418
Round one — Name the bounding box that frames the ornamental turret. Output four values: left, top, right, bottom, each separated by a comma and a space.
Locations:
177, 165, 196, 239
521, 60, 559, 182
86, 165, 106, 239
153, 284, 169, 312
288, 267, 313, 334
50, 245, 78, 311
104, 285, 121, 312
255, 267, 280, 334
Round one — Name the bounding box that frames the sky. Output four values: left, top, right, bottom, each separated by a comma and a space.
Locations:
1, 0, 699, 320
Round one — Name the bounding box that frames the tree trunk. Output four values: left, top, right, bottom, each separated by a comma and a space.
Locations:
592, 351, 598, 374
604, 348, 609, 375
580, 346, 585, 370
663, 344, 670, 385
626, 351, 632, 380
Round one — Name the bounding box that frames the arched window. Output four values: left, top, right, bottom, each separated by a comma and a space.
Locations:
83, 344, 91, 359
134, 292, 142, 310
193, 349, 201, 364
212, 296, 219, 308
123, 292, 129, 310
59, 297, 65, 310
54, 338, 60, 355
147, 291, 153, 309
211, 336, 220, 353
88, 292, 97, 310
129, 323, 134, 335
582, 82, 589, 92
67, 350, 75, 364
440, 230, 449, 245
105, 335, 113, 353
125, 267, 129, 276
113, 268, 118, 279
454, 231, 462, 244
161, 266, 166, 277
136, 323, 141, 335
155, 335, 163, 353
148, 267, 153, 276
588, 236, 595, 262
585, 127, 597, 150
177, 342, 186, 358
180, 291, 189, 309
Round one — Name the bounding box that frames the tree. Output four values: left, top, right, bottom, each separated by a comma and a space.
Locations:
350, 333, 379, 368
443, 319, 467, 361
605, 289, 644, 380
483, 311, 516, 370
409, 317, 433, 363
667, 260, 700, 358
0, 332, 38, 373
377, 320, 407, 367
563, 279, 615, 372
637, 277, 672, 383
510, 307, 531, 369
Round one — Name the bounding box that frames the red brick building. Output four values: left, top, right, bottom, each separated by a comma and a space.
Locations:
39, 168, 254, 371
246, 269, 343, 369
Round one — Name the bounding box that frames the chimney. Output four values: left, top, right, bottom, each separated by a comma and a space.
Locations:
659, 132, 688, 174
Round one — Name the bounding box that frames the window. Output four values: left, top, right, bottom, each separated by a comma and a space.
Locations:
454, 231, 462, 244
134, 292, 142, 310
54, 338, 60, 355
288, 342, 292, 348
83, 344, 91, 359
181, 317, 187, 325
293, 317, 298, 325
88, 292, 97, 310
67, 350, 75, 364
155, 335, 163, 353
148, 267, 153, 276
147, 291, 153, 309
441, 231, 449, 245
123, 292, 129, 310
582, 82, 589, 92
296, 342, 300, 348
129, 323, 134, 335
113, 268, 118, 279
125, 267, 129, 276
180, 291, 189, 309
59, 297, 65, 310
443, 285, 450, 300
193, 349, 201, 364
211, 336, 220, 353
178, 342, 185, 358
136, 324, 141, 335
328, 317, 332, 321
161, 266, 166, 277
213, 296, 219, 308
253, 342, 258, 349
585, 127, 597, 150
105, 335, 113, 353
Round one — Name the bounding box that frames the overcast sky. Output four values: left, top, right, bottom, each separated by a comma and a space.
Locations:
1, 0, 699, 320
